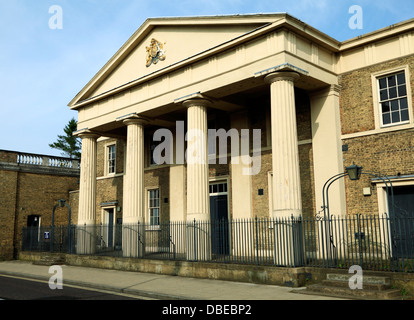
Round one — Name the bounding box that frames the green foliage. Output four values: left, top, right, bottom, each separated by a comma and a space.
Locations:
49, 118, 81, 159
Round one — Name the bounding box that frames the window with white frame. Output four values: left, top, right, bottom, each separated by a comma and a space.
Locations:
148, 189, 160, 226
209, 182, 228, 195
378, 71, 409, 127
107, 144, 116, 174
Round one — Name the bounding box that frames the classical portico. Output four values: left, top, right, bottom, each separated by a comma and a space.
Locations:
70, 13, 347, 262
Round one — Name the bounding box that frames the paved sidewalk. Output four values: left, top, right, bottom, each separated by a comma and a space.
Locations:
0, 260, 344, 300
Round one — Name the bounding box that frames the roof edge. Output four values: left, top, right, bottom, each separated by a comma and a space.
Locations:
340, 17, 414, 50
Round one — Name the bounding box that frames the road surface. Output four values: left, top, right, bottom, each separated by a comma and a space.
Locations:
0, 274, 141, 300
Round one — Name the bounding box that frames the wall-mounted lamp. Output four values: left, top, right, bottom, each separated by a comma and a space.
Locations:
345, 162, 363, 181
57, 199, 66, 208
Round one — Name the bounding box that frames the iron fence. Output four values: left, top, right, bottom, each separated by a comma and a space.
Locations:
21, 214, 414, 272
21, 225, 75, 254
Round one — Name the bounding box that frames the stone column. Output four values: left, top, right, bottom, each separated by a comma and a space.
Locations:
183, 98, 211, 261
122, 117, 148, 258
265, 71, 302, 218
77, 132, 99, 254
265, 71, 303, 266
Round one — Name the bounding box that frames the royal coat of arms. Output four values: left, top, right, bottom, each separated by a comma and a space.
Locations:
146, 38, 166, 67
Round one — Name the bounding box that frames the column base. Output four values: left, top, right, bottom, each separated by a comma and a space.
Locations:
272, 214, 304, 267
122, 217, 145, 258
122, 223, 145, 258
76, 224, 97, 255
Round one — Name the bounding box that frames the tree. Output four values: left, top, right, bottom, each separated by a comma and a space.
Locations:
49, 118, 81, 159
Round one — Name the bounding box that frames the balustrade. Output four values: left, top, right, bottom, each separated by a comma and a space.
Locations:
17, 152, 80, 170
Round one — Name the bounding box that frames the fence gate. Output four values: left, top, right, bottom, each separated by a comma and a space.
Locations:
21, 225, 75, 254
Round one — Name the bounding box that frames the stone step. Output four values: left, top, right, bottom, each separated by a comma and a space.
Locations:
326, 273, 391, 286
293, 272, 402, 300
321, 280, 391, 290
305, 283, 401, 300
33, 254, 66, 266
321, 279, 390, 291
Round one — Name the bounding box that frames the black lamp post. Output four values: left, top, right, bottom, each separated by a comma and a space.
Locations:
322, 163, 393, 218
321, 163, 394, 267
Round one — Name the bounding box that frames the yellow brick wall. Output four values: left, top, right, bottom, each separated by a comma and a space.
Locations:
0, 150, 79, 260
340, 56, 414, 215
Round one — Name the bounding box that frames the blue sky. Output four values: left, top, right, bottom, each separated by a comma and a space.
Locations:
0, 0, 413, 157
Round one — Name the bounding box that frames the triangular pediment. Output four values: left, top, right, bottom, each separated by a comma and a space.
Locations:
68, 14, 287, 108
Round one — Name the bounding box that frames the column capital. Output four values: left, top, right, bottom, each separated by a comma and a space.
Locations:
123, 117, 150, 127
264, 71, 300, 84
182, 97, 212, 109
175, 93, 212, 108
116, 113, 150, 126
76, 130, 100, 140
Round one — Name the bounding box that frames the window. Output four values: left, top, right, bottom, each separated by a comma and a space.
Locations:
148, 189, 160, 226
378, 71, 409, 126
107, 144, 116, 174
209, 182, 227, 195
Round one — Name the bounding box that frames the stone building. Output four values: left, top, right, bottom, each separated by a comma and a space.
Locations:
67, 14, 414, 259
0, 150, 80, 260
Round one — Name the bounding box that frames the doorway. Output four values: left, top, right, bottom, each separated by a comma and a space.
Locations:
209, 181, 229, 255
27, 215, 41, 227
102, 208, 115, 248
388, 185, 414, 258
24, 215, 41, 250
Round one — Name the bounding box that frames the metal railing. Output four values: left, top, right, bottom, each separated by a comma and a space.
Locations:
21, 215, 414, 272
21, 225, 75, 254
